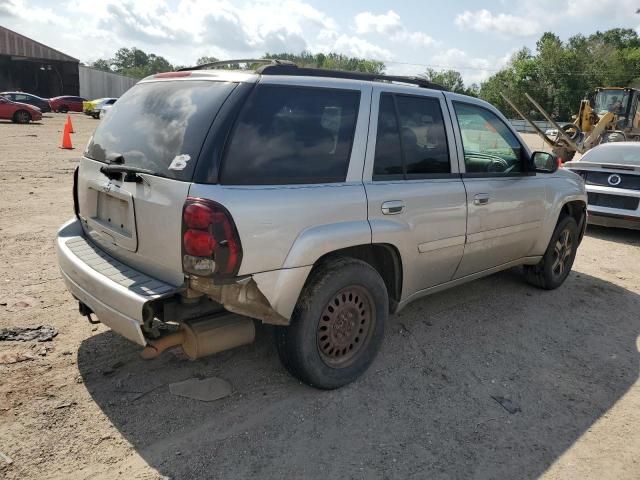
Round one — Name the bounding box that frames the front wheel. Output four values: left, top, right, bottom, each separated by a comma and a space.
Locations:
524, 215, 578, 290
13, 110, 31, 124
275, 258, 388, 389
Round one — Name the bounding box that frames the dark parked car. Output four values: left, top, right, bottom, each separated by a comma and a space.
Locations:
0, 92, 51, 112
0, 95, 43, 123
49, 96, 86, 113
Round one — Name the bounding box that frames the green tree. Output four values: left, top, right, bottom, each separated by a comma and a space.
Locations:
90, 59, 113, 72
90, 47, 175, 78
196, 56, 219, 66
420, 68, 470, 93
478, 28, 640, 121
264, 52, 385, 74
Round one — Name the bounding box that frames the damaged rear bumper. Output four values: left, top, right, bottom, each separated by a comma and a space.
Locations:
56, 218, 180, 345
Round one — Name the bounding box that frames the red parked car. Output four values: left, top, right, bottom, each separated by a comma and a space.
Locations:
49, 95, 86, 113
0, 95, 42, 123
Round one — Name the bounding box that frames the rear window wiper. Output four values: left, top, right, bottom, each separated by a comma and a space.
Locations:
99, 164, 160, 182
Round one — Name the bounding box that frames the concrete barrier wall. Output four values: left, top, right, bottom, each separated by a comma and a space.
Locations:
79, 66, 138, 99
508, 119, 569, 133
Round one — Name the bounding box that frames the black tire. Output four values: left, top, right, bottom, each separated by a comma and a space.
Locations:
275, 258, 388, 389
59, 106, 68, 113
13, 110, 31, 124
524, 215, 578, 290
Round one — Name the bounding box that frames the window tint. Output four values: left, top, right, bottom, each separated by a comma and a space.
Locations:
396, 95, 450, 175
14, 94, 28, 101
373, 93, 450, 179
85, 80, 237, 181
221, 85, 360, 185
373, 94, 403, 177
453, 102, 524, 174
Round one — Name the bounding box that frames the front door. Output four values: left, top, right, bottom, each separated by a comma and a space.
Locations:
364, 86, 467, 299
447, 98, 547, 278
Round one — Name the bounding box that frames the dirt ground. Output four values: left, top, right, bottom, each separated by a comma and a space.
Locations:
0, 114, 639, 479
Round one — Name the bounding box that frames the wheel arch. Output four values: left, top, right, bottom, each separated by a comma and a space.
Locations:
13, 109, 31, 122
306, 243, 403, 313
559, 199, 587, 244
252, 242, 403, 324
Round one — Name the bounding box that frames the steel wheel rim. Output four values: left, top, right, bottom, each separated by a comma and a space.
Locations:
316, 285, 375, 368
551, 228, 573, 278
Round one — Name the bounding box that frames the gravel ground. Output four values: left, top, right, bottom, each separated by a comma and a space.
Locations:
0, 115, 638, 479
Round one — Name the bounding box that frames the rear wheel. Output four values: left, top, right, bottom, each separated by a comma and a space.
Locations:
524, 215, 578, 290
275, 258, 388, 389
13, 110, 31, 124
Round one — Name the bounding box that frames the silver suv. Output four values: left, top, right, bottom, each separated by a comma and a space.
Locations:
56, 61, 587, 389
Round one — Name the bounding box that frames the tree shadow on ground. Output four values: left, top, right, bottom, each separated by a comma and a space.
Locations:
78, 269, 639, 479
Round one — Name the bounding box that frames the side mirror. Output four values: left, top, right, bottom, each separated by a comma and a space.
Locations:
531, 151, 559, 173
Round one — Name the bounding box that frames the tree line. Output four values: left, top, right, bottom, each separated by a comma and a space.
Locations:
88, 28, 640, 121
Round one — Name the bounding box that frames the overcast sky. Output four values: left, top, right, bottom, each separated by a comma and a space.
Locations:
1, 0, 638, 83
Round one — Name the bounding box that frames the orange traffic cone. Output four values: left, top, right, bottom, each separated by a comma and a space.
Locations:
60, 122, 73, 149
66, 114, 74, 133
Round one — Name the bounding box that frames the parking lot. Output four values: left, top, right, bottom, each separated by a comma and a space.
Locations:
0, 113, 639, 479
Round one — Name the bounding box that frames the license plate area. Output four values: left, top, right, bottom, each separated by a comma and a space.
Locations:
97, 192, 131, 235
84, 180, 138, 251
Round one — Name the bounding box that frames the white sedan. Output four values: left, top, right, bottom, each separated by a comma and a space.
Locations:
564, 142, 640, 230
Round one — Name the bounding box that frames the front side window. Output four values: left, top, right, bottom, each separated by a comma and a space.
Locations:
373, 93, 450, 179
221, 85, 360, 185
453, 102, 524, 174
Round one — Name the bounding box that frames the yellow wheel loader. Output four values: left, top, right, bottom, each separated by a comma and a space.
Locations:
502, 87, 640, 162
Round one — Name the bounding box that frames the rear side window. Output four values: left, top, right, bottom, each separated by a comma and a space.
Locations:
85, 80, 236, 180
373, 94, 403, 176
373, 93, 450, 180
220, 84, 360, 185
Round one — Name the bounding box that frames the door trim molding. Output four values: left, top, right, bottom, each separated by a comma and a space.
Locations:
418, 235, 466, 253
466, 220, 542, 244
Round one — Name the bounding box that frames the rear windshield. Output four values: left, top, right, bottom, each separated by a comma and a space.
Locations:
583, 145, 640, 166
85, 80, 236, 180
220, 84, 360, 185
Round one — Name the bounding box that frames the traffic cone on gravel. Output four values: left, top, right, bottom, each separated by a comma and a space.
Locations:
60, 122, 73, 150
66, 114, 74, 133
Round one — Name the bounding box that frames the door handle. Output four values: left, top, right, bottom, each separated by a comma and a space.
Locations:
473, 193, 490, 205
381, 200, 405, 215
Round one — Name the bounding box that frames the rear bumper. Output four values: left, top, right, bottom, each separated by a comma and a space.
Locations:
56, 218, 181, 345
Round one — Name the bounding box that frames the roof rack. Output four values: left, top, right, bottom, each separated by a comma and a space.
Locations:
179, 59, 446, 91
178, 58, 295, 71
256, 64, 447, 91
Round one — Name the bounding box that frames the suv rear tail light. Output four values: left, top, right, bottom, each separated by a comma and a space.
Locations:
181, 198, 242, 277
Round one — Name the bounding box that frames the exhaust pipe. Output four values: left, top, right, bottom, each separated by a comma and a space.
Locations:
140, 314, 255, 360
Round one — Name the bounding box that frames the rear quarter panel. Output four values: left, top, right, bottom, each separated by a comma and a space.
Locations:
190, 77, 373, 276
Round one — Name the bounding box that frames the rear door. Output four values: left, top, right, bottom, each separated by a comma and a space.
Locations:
446, 95, 547, 278
77, 78, 239, 285
364, 85, 467, 299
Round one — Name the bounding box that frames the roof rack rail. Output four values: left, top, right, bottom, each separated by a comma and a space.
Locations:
178, 58, 295, 71
179, 59, 446, 90
256, 64, 447, 91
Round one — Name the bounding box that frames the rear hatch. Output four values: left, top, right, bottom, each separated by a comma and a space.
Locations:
77, 77, 239, 286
